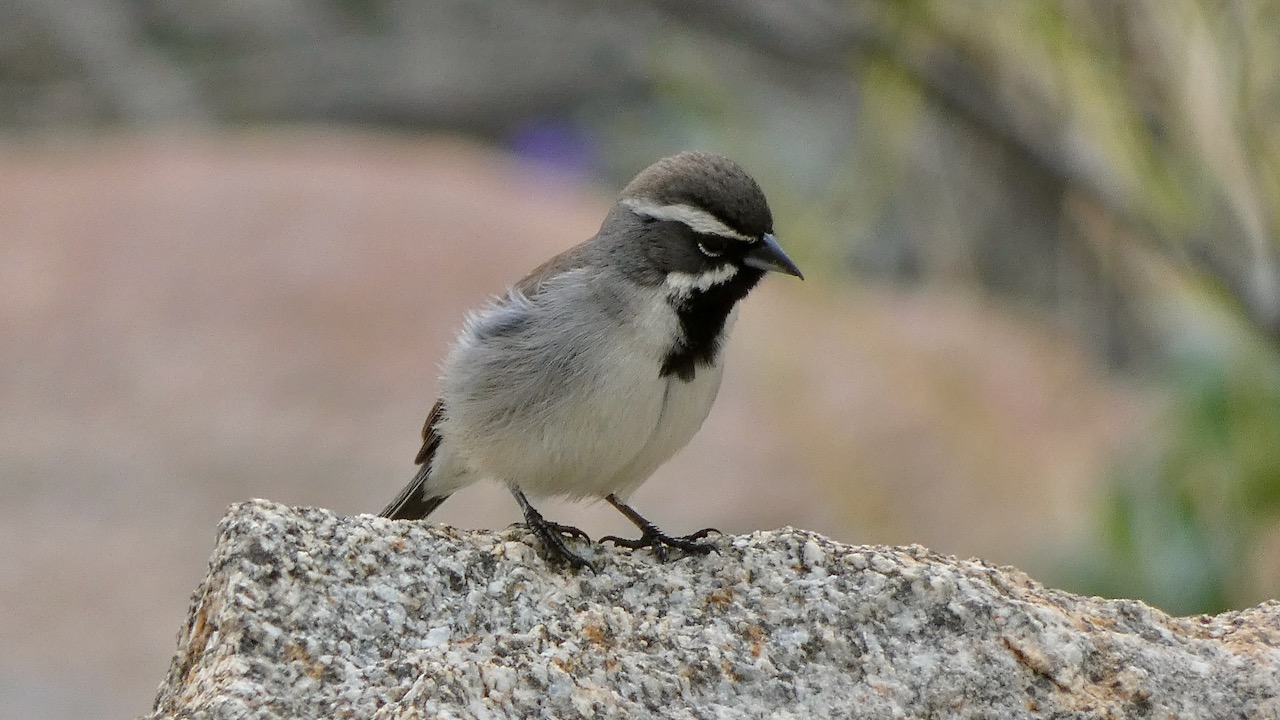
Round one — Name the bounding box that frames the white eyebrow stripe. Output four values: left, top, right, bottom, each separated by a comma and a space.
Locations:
664, 264, 739, 297
623, 198, 756, 243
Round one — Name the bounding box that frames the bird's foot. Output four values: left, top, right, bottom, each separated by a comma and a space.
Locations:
510, 488, 594, 572
520, 516, 594, 572
601, 526, 720, 562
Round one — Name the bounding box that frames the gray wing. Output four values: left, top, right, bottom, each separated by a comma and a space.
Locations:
381, 236, 602, 520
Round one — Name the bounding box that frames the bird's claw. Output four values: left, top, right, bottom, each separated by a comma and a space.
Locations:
601, 527, 720, 562
522, 521, 594, 572
543, 521, 591, 543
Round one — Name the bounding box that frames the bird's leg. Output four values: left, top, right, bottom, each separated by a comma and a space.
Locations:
599, 494, 719, 562
509, 487, 593, 571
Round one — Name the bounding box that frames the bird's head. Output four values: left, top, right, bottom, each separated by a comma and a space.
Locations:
609, 151, 802, 298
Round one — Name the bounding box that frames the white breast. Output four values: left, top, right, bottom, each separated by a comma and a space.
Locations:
428, 272, 729, 501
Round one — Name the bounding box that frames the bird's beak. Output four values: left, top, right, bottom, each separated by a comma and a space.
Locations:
743, 233, 804, 279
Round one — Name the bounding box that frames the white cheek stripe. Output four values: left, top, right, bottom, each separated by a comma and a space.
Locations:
623, 198, 756, 243
665, 264, 739, 296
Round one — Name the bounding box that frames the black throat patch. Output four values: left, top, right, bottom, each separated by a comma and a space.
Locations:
660, 267, 765, 381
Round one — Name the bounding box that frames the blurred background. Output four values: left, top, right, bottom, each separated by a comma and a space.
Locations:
2, 0, 1279, 717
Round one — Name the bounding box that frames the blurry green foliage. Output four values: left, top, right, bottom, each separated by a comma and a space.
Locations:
1076, 293, 1280, 613
870, 0, 1280, 613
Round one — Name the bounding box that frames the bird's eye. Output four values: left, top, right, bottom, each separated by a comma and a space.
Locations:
696, 236, 729, 257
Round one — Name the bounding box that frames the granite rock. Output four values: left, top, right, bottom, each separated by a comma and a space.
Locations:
147, 500, 1280, 719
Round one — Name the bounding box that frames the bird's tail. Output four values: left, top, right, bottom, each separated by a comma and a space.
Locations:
379, 463, 451, 520
381, 400, 450, 520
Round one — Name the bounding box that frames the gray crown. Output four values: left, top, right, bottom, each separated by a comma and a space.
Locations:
621, 151, 774, 239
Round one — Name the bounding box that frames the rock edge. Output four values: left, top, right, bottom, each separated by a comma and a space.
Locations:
146, 500, 1280, 719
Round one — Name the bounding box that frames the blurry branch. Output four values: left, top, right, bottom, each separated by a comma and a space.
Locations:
5, 0, 1277, 349
862, 10, 1132, 234
644, 0, 869, 68
857, 0, 1280, 348
143, 3, 649, 133
607, 0, 1280, 357
1150, 2, 1280, 339
859, 0, 1280, 613
15, 0, 208, 125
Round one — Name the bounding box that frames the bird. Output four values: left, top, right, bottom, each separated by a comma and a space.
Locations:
379, 151, 802, 569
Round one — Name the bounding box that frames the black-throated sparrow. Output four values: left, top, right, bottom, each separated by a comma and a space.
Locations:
379, 151, 802, 569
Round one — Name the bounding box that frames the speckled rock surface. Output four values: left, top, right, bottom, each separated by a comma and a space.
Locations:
147, 500, 1280, 719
